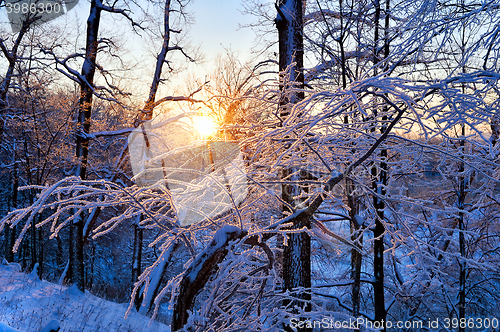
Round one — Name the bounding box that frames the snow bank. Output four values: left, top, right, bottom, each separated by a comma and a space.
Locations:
0, 263, 169, 332
0, 322, 21, 332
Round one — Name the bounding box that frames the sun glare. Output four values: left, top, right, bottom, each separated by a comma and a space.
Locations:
193, 115, 218, 138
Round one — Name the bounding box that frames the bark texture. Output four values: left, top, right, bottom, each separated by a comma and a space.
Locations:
276, 0, 311, 328
71, 0, 102, 291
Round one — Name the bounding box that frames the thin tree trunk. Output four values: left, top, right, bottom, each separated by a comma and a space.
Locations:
30, 211, 37, 270
458, 127, 466, 332
334, 0, 364, 318
71, 215, 85, 291
5, 160, 19, 262
371, 0, 390, 326
347, 179, 362, 319
490, 114, 500, 147
90, 243, 95, 289
68, 219, 73, 283
372, 145, 387, 326
131, 0, 170, 301
130, 0, 172, 311
131, 224, 143, 283
0, 19, 32, 145
132, 220, 143, 310
138, 0, 172, 123
458, 212, 466, 332
21, 233, 28, 270
4, 227, 10, 260
372, 171, 386, 325
37, 217, 43, 277
457, 5, 468, 324
56, 235, 63, 277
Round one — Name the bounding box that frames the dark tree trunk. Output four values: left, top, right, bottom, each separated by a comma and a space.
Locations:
276, 0, 305, 109
0, 19, 32, 145
21, 234, 28, 270
457, 9, 469, 326
458, 128, 467, 332
347, 179, 362, 319
30, 212, 37, 270
458, 211, 466, 332
90, 243, 96, 288
38, 218, 44, 277
5, 161, 19, 262
371, 138, 387, 326
4, 225, 16, 264
56, 235, 64, 277
132, 222, 143, 310
4, 227, 11, 260
68, 220, 73, 283
276, 0, 311, 329
371, 0, 390, 326
22, 130, 37, 271
70, 0, 102, 292
71, 215, 85, 291
372, 174, 386, 325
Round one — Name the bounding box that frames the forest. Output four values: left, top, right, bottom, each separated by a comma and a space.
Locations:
1, 0, 500, 331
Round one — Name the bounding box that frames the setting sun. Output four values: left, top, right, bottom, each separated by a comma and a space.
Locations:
193, 115, 218, 138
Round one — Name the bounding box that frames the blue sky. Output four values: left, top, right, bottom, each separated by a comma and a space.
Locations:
172, 0, 259, 92
0, 0, 263, 99
190, 0, 256, 57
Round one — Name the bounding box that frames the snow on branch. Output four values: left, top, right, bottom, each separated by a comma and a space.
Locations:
0, 177, 179, 252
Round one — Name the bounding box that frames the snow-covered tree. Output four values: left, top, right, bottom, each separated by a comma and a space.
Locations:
2, 0, 500, 331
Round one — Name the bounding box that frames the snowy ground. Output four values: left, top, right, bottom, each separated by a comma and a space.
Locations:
0, 261, 169, 332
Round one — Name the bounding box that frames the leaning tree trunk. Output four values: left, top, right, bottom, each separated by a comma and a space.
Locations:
276, 0, 311, 327
172, 226, 244, 330
138, 0, 172, 123
71, 0, 102, 292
